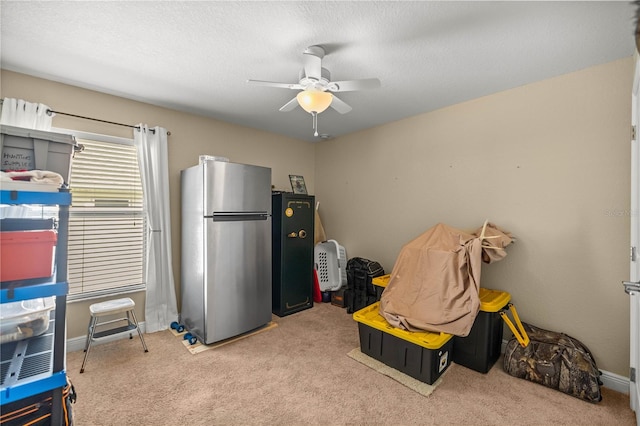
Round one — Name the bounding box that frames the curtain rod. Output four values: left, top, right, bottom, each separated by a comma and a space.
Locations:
47, 109, 172, 136
0, 99, 171, 135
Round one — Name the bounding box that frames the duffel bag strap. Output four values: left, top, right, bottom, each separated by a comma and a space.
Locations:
499, 303, 530, 348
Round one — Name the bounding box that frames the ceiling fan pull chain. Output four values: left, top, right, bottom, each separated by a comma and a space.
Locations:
312, 111, 319, 137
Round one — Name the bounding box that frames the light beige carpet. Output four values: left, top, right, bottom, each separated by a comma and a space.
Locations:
347, 348, 444, 397
67, 303, 636, 425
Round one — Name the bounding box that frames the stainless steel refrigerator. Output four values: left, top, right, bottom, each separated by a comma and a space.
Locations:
180, 159, 272, 344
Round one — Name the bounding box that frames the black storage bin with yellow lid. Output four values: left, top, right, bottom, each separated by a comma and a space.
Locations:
371, 274, 390, 301
452, 288, 511, 373
353, 301, 453, 385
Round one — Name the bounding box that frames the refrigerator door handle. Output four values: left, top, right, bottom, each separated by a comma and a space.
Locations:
210, 212, 269, 222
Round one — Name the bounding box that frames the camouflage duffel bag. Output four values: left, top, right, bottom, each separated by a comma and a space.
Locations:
503, 322, 603, 403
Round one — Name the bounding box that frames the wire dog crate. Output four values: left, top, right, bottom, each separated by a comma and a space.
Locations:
314, 239, 347, 292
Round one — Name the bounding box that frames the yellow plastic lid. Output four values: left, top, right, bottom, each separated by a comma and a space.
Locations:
353, 302, 453, 349
372, 274, 390, 288
479, 288, 511, 312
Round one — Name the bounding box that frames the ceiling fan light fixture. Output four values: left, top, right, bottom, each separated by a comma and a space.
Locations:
296, 90, 333, 113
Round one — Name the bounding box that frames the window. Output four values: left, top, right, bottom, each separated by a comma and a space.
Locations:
61, 130, 146, 300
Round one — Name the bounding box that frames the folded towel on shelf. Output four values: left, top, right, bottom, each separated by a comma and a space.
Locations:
1, 170, 64, 187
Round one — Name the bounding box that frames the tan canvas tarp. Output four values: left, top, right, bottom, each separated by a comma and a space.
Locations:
379, 222, 513, 337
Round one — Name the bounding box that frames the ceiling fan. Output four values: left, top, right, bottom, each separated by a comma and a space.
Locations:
247, 45, 381, 137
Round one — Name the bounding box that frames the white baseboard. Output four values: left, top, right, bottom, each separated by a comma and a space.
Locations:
600, 370, 630, 394
66, 321, 146, 353
501, 339, 629, 394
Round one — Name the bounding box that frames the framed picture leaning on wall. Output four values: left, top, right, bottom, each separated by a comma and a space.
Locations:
289, 175, 308, 194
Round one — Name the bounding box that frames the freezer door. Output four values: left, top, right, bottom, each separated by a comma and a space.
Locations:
204, 216, 272, 343
204, 161, 271, 214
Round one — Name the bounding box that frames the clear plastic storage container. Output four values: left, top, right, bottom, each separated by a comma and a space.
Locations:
0, 297, 55, 343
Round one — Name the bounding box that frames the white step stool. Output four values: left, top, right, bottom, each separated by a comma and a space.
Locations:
80, 297, 148, 373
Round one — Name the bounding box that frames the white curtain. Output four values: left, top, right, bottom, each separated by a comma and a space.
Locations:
133, 124, 178, 333
0, 98, 54, 130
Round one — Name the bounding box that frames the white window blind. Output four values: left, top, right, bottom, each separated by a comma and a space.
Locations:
67, 135, 146, 299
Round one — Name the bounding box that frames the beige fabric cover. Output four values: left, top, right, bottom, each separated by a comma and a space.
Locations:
473, 222, 513, 264
380, 222, 513, 337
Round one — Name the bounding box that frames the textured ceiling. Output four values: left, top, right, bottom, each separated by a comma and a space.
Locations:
1, 1, 637, 142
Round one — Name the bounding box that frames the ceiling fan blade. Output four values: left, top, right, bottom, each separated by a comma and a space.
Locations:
279, 97, 299, 112
247, 79, 303, 90
330, 95, 352, 114
303, 46, 324, 81
329, 78, 381, 92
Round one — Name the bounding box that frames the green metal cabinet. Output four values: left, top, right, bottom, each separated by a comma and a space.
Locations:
271, 193, 315, 316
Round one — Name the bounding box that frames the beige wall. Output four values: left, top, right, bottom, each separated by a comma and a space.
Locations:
1, 57, 633, 376
1, 70, 315, 340
315, 57, 634, 375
